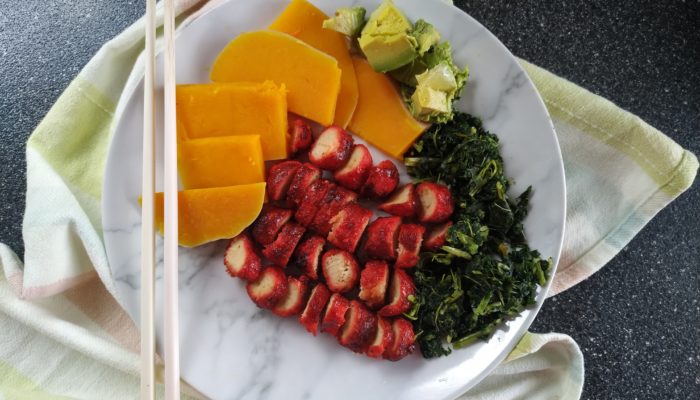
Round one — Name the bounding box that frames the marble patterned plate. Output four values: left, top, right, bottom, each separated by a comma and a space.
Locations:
102, 0, 566, 398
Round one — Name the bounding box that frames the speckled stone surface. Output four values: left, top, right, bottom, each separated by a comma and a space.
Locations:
0, 0, 697, 398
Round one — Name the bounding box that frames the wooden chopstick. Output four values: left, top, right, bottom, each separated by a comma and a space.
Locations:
162, 0, 181, 399
140, 0, 156, 398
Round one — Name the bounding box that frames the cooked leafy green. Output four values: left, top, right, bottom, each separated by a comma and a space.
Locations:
404, 112, 552, 358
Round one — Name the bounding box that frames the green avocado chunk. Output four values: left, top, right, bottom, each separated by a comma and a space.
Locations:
416, 61, 457, 92
412, 19, 440, 56
410, 60, 468, 123
358, 0, 418, 72
411, 85, 450, 120
390, 42, 465, 86
322, 7, 366, 38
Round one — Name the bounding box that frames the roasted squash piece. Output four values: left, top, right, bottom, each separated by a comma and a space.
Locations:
348, 58, 427, 159
176, 82, 287, 160
269, 0, 358, 127
178, 135, 265, 189
210, 30, 341, 126
154, 183, 266, 247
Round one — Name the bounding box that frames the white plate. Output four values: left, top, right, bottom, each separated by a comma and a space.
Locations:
102, 0, 566, 399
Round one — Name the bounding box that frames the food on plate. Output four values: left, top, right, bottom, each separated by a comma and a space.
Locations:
391, 41, 461, 85
288, 118, 314, 156
199, 0, 551, 362
327, 203, 373, 253
251, 206, 293, 245
299, 283, 332, 335
261, 221, 306, 267
357, 0, 419, 72
270, 0, 359, 127
210, 30, 341, 126
266, 160, 302, 202
177, 135, 264, 189
391, 42, 469, 123
395, 223, 426, 269
362, 216, 402, 260
326, 203, 372, 250
294, 235, 326, 280
348, 58, 426, 159
378, 268, 414, 317
286, 163, 321, 207
309, 185, 358, 235
365, 317, 393, 358
358, 260, 390, 310
422, 221, 452, 251
333, 144, 373, 191
322, 6, 365, 37
361, 160, 399, 199
320, 293, 351, 336
383, 318, 416, 361
411, 19, 441, 56
378, 183, 417, 217
154, 182, 265, 247
410, 61, 460, 122
415, 181, 454, 223
224, 233, 261, 281
404, 113, 551, 357
246, 265, 289, 309
272, 276, 310, 317
338, 300, 378, 353
321, 249, 360, 293
175, 82, 287, 160
328, 0, 468, 123
294, 179, 334, 226
308, 125, 354, 170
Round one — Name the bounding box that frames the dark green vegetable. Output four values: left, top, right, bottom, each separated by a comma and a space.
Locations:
404, 112, 552, 358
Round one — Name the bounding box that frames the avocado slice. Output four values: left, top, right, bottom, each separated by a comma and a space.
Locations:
358, 0, 419, 72
416, 61, 457, 92
409, 61, 469, 123
322, 7, 366, 38
412, 19, 440, 56
411, 85, 450, 120
390, 42, 465, 86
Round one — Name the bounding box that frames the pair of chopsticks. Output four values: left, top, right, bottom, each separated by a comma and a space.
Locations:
141, 0, 180, 399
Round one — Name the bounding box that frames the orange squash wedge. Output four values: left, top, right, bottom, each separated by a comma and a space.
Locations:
178, 135, 265, 189
269, 0, 358, 128
154, 183, 266, 247
176, 82, 287, 160
210, 30, 341, 126
348, 58, 428, 159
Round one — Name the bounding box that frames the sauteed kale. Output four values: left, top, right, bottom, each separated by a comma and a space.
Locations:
404, 112, 552, 358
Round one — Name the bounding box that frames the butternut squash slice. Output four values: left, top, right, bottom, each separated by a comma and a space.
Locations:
348, 58, 428, 159
154, 183, 266, 247
176, 82, 287, 160
269, 0, 358, 128
178, 135, 265, 189
210, 30, 341, 126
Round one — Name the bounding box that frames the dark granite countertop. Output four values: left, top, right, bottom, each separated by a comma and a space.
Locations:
0, 1, 697, 398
